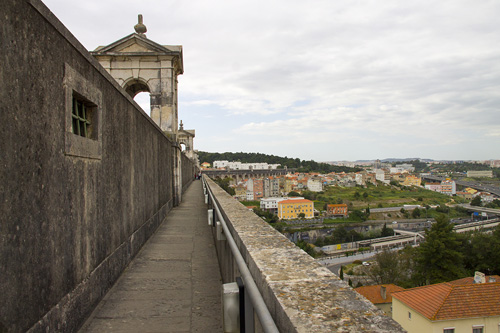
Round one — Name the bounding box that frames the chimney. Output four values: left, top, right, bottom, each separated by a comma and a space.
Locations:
380, 285, 387, 300
474, 271, 486, 284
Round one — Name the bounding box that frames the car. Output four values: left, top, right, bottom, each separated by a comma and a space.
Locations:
362, 262, 370, 266
392, 221, 398, 224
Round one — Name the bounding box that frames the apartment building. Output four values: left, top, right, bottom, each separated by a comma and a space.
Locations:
233, 183, 247, 200
278, 199, 314, 220
403, 175, 421, 186
440, 179, 457, 195
263, 177, 280, 198
261, 196, 304, 214
425, 182, 442, 192
246, 178, 264, 200
375, 169, 391, 184
326, 204, 348, 217
307, 177, 323, 192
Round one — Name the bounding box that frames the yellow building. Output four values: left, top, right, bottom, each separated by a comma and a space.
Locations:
278, 199, 314, 220
403, 175, 421, 186
233, 183, 247, 200
392, 275, 500, 333
465, 187, 478, 195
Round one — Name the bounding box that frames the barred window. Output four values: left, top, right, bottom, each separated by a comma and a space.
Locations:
72, 96, 95, 139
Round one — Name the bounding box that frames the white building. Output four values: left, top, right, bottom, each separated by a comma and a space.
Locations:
307, 177, 323, 192
264, 177, 280, 197
395, 163, 415, 172
467, 170, 493, 178
260, 197, 304, 214
374, 169, 390, 184
213, 160, 280, 170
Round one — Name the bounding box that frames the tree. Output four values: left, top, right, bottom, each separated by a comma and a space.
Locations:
363, 192, 369, 200
461, 225, 500, 275
298, 212, 305, 218
415, 215, 466, 285
333, 225, 349, 243
367, 250, 403, 285
381, 223, 394, 237
350, 209, 368, 222
411, 207, 421, 218
471, 196, 482, 207
339, 265, 344, 280
288, 191, 301, 197
353, 192, 361, 200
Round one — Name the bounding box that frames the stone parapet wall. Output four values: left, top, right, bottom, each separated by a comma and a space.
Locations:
0, 1, 195, 331
205, 178, 405, 332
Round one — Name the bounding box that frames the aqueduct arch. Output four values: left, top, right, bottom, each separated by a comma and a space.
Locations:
123, 77, 151, 98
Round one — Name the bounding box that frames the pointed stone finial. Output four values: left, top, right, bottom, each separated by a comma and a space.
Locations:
179, 120, 184, 131
134, 14, 147, 35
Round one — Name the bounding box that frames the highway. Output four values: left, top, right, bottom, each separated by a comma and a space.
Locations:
422, 175, 500, 196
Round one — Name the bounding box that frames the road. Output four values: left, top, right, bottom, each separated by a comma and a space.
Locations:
318, 251, 377, 276
422, 175, 500, 196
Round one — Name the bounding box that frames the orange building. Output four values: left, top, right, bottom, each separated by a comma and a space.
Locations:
327, 204, 348, 217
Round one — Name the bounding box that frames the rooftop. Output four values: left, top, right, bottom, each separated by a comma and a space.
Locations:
392, 277, 500, 321
355, 284, 405, 305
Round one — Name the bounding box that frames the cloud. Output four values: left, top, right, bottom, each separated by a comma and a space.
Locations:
43, 0, 500, 160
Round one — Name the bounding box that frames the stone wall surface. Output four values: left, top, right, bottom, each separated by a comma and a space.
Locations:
205, 177, 405, 332
0, 1, 194, 331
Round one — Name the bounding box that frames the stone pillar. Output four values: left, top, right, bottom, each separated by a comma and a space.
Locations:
173, 143, 182, 206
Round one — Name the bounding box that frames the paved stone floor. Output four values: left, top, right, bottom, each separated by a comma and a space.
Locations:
79, 180, 222, 332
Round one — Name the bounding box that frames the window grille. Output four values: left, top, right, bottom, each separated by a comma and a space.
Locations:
72, 97, 93, 138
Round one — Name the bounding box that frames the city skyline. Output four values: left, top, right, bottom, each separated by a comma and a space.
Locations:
44, 0, 500, 162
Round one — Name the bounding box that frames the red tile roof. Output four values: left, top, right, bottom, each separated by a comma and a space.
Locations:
278, 199, 312, 205
392, 279, 500, 321
355, 284, 404, 304
447, 275, 500, 285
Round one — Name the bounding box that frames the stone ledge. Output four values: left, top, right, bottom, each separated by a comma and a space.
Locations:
206, 178, 405, 332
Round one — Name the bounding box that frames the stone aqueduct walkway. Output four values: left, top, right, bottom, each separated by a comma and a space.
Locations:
79, 180, 222, 332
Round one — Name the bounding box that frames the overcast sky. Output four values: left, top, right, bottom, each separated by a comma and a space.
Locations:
43, 0, 500, 162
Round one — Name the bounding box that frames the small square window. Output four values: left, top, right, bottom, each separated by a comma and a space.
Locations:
64, 63, 102, 160
443, 328, 455, 333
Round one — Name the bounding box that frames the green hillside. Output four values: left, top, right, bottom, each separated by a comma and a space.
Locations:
198, 151, 361, 173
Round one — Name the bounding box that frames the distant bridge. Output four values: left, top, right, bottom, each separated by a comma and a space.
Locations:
358, 218, 499, 251
202, 168, 295, 184
458, 204, 500, 216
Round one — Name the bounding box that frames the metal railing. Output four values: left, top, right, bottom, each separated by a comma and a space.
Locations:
203, 177, 279, 333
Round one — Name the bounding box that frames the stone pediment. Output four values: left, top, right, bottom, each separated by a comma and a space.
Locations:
92, 33, 180, 56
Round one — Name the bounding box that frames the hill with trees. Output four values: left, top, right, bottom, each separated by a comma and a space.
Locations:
198, 151, 362, 173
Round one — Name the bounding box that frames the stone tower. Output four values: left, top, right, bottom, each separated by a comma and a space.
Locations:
91, 15, 183, 134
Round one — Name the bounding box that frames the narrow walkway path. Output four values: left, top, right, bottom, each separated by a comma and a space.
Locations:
80, 180, 222, 332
